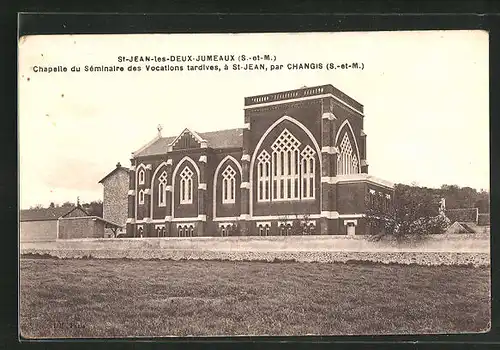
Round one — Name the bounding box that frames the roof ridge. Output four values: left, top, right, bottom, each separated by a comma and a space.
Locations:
158, 127, 243, 140
134, 127, 243, 157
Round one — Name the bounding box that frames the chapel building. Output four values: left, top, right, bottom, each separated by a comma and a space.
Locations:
125, 84, 394, 237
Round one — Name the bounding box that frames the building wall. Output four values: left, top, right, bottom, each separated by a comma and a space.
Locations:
58, 217, 105, 239
102, 169, 129, 236
20, 220, 57, 242
102, 170, 129, 225
126, 85, 393, 237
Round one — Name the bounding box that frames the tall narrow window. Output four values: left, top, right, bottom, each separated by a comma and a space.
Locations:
337, 133, 359, 175
258, 225, 264, 236
301, 145, 316, 199
222, 165, 236, 204
257, 150, 271, 202
138, 189, 145, 204
158, 171, 168, 207
179, 166, 194, 204
271, 129, 300, 200
138, 169, 145, 185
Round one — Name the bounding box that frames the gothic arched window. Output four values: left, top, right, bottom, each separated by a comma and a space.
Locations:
301, 145, 316, 199
271, 129, 300, 200
222, 165, 236, 204
138, 189, 145, 205
256, 128, 318, 203
138, 169, 145, 185
158, 171, 168, 207
257, 150, 271, 202
179, 166, 194, 204
337, 133, 359, 175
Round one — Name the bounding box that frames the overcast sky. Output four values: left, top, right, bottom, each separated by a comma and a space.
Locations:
18, 31, 489, 209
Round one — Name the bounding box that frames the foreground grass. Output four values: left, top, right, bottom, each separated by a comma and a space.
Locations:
20, 258, 490, 338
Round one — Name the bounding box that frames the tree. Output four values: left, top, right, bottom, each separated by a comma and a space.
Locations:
291, 213, 312, 235
474, 190, 490, 213
439, 184, 489, 213
82, 200, 103, 217
366, 184, 449, 241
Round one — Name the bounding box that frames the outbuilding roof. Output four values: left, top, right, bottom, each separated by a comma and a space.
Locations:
20, 206, 89, 222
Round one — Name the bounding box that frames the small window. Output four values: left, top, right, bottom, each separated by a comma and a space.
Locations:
279, 225, 285, 236
158, 171, 168, 207
138, 190, 145, 204
138, 169, 146, 185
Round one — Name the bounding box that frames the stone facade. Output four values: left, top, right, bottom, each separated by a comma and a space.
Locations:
99, 163, 129, 236
126, 84, 394, 237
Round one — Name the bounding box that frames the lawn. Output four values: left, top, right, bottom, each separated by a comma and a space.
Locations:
20, 258, 490, 338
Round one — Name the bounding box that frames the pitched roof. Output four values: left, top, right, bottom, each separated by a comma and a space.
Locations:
133, 128, 243, 157
198, 128, 244, 149
58, 215, 122, 228
98, 165, 130, 184
20, 206, 88, 222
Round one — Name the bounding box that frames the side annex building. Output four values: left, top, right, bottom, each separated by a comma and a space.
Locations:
125, 84, 394, 237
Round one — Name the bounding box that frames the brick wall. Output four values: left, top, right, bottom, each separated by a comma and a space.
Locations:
20, 220, 57, 242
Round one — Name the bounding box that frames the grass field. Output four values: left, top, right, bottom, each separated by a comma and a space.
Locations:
20, 258, 490, 338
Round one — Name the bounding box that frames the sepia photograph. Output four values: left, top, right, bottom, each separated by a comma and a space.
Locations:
18, 30, 490, 338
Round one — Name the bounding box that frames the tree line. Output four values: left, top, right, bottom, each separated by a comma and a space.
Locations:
29, 200, 103, 217
366, 183, 490, 240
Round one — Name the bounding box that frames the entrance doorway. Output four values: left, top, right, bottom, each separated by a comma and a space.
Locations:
347, 223, 356, 236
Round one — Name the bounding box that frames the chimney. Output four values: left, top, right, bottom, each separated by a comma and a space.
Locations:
116, 162, 121, 168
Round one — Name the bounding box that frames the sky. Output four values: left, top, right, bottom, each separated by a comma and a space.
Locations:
18, 31, 489, 209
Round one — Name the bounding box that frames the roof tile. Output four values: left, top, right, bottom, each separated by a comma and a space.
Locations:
20, 206, 88, 222
133, 128, 243, 157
